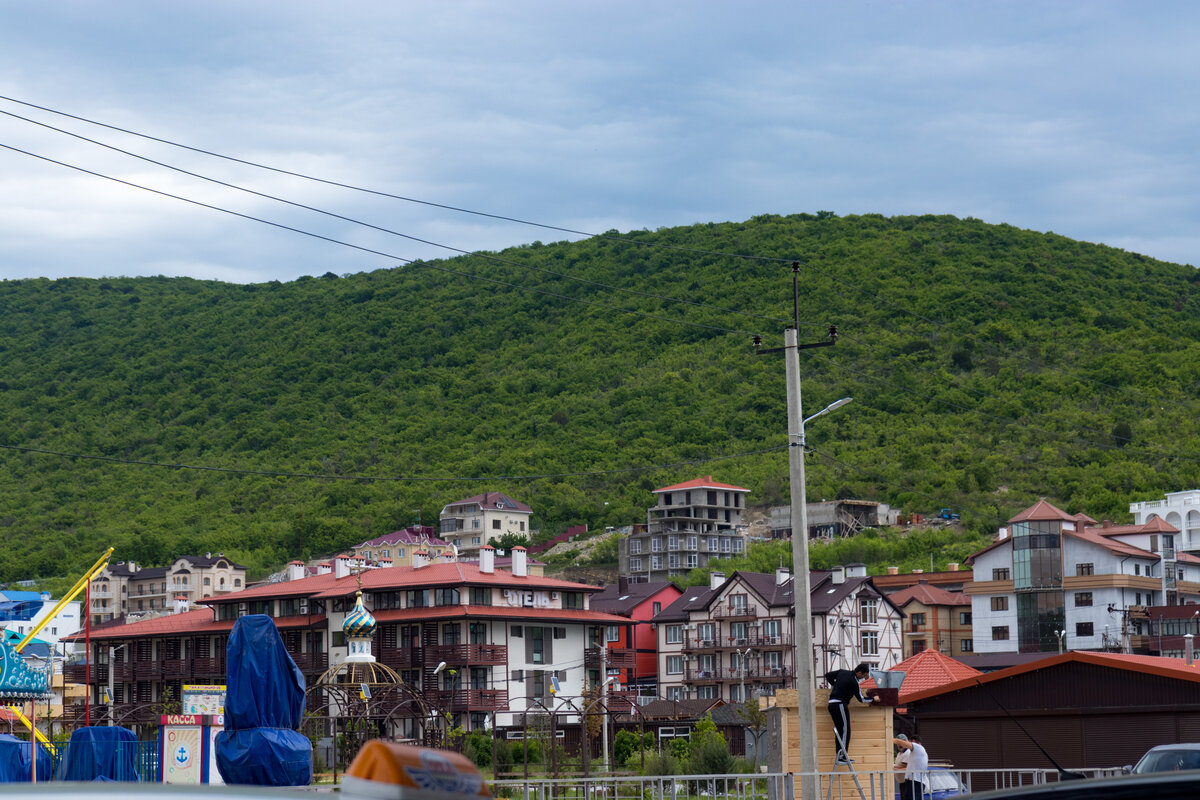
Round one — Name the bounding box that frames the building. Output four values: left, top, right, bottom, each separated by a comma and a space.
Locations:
769, 499, 898, 539
619, 476, 749, 583
64, 546, 632, 737
87, 555, 246, 624
0, 591, 80, 654
1130, 489, 1200, 555
965, 499, 1200, 655
653, 566, 903, 704
871, 564, 973, 595
886, 581, 974, 659
811, 565, 906, 675
903, 651, 1200, 789
351, 526, 453, 566
438, 493, 533, 555
862, 647, 983, 707
587, 577, 682, 695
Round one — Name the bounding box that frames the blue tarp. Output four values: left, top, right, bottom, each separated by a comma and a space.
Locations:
215, 614, 312, 786
57, 726, 140, 781
0, 733, 51, 782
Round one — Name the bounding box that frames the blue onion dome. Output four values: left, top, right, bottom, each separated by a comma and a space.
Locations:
343, 591, 377, 638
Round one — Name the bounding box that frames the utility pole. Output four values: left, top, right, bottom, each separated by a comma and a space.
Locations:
601, 646, 610, 773
754, 262, 838, 800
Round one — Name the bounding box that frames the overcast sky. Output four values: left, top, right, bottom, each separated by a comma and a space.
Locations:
2, 2, 1198, 284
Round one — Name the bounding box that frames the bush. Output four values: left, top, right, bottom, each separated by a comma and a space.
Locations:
463, 730, 493, 768
511, 740, 543, 764
493, 735, 514, 776
614, 729, 640, 767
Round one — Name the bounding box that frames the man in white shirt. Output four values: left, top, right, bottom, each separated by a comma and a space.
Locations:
894, 734, 928, 800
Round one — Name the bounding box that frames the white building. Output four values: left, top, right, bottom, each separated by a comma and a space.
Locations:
967, 499, 1200, 654
0, 591, 81, 654
439, 492, 533, 555
1130, 490, 1200, 555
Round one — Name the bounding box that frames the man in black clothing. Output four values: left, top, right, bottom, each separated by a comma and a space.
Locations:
824, 662, 872, 764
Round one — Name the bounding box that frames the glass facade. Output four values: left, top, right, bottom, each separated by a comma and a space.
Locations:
1012, 519, 1066, 652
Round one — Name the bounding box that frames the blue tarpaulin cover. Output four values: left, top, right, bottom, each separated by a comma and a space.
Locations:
57, 726, 140, 781
0, 732, 50, 782
215, 614, 312, 786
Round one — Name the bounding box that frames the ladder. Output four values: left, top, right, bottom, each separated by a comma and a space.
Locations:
824, 728, 868, 800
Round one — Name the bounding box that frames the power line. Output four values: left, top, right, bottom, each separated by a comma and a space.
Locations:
0, 104, 797, 329
0, 442, 788, 483
0, 93, 795, 265
0, 141, 749, 337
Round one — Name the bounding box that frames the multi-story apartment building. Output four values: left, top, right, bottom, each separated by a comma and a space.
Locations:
588, 577, 681, 695
654, 566, 903, 703
65, 547, 632, 736
966, 499, 1200, 655
88, 555, 247, 624
439, 493, 533, 555
886, 581, 973, 659
1130, 489, 1200, 556
619, 476, 748, 583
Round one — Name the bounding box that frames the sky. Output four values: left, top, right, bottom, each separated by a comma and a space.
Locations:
2, 2, 1198, 284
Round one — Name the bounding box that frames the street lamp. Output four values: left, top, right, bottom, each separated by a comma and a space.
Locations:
737, 648, 754, 704
1054, 629, 1067, 655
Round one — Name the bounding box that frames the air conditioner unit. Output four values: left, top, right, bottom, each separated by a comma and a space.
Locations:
735, 638, 748, 646
550, 592, 559, 600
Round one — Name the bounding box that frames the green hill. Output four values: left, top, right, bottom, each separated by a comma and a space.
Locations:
2, 213, 1198, 583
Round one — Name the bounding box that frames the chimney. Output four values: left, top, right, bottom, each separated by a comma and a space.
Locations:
710, 571, 726, 591
334, 554, 351, 579
129, 561, 137, 573
831, 566, 845, 585
887, 566, 899, 575
206, 552, 211, 559
998, 527, 1009, 540
948, 562, 960, 572
1186, 633, 1195, 666
512, 546, 528, 577
287, 560, 306, 581
317, 561, 332, 576
846, 564, 867, 578
439, 550, 454, 563
776, 567, 790, 586
912, 569, 924, 574
618, 575, 629, 594
479, 545, 495, 574
174, 596, 190, 614
413, 550, 429, 569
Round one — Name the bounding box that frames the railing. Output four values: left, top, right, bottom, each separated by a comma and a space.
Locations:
189, 656, 224, 679
683, 665, 792, 682
584, 647, 635, 669
427, 688, 508, 712
712, 604, 757, 620
425, 643, 507, 666
379, 646, 423, 669
290, 652, 329, 673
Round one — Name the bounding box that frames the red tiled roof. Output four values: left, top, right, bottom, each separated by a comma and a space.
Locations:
1066, 528, 1155, 559
62, 611, 326, 642
442, 493, 532, 513
903, 651, 1200, 704
861, 649, 982, 701
1009, 499, 1075, 524
371, 605, 630, 625
654, 475, 749, 493
887, 583, 970, 607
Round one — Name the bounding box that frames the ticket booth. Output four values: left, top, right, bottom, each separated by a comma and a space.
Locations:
159, 713, 225, 784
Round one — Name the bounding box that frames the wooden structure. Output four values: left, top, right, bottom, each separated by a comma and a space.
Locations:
767, 688, 894, 800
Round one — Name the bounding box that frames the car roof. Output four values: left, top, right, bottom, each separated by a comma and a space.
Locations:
964, 770, 1200, 800
1145, 743, 1200, 752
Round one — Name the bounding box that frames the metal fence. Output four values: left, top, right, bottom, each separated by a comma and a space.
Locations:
40, 738, 160, 782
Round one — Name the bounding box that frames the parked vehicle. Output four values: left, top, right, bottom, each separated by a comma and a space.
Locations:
894, 766, 966, 800
1130, 743, 1200, 773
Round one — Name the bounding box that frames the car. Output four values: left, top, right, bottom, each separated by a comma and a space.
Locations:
961, 770, 1200, 800
1130, 743, 1200, 774
894, 766, 966, 800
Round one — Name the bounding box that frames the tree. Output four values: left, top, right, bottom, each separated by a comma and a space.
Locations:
738, 697, 768, 771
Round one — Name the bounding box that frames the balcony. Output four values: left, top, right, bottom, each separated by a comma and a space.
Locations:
681, 633, 720, 652
713, 604, 757, 620
428, 688, 508, 713
162, 659, 191, 680
291, 652, 330, 673
379, 646, 423, 670
424, 643, 507, 666
190, 657, 224, 680
63, 663, 100, 683
684, 666, 723, 683
584, 647, 635, 669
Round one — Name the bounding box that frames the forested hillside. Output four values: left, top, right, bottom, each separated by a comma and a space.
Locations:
2, 213, 1199, 583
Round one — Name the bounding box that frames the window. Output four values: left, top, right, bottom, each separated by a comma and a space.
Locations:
666, 625, 683, 644
469, 587, 492, 605
992, 626, 1009, 641
530, 627, 545, 664
1074, 592, 1093, 607
698, 623, 716, 643
434, 588, 460, 606
520, 522, 525, 532
1076, 622, 1094, 637
961, 639, 973, 652
860, 598, 878, 624
687, 536, 697, 550
407, 590, 430, 608
991, 596, 1009, 611
762, 619, 782, 643
1076, 563, 1094, 576
665, 686, 684, 701
631, 558, 642, 572
651, 556, 663, 570
512, 626, 523, 638
993, 568, 1010, 581
959, 611, 972, 625
553, 627, 566, 639
666, 656, 683, 675
686, 555, 698, 568
234, 578, 241, 587
911, 613, 926, 627
652, 538, 663, 552
668, 554, 680, 569
606, 625, 620, 643
563, 592, 583, 610
630, 540, 642, 555
653, 602, 661, 615
696, 685, 716, 699
912, 639, 926, 654
860, 630, 879, 656
492, 519, 501, 530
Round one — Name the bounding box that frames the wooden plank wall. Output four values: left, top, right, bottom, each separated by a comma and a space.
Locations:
774, 689, 895, 800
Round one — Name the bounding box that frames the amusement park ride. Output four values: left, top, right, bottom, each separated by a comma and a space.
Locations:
0, 547, 114, 779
